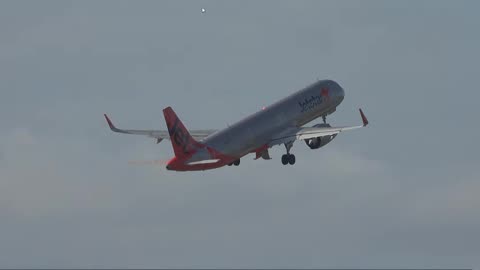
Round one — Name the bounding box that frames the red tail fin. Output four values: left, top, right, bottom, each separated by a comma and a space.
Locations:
163, 107, 199, 158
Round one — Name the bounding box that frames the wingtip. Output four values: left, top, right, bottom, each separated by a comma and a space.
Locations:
162, 106, 173, 114
103, 113, 115, 130
359, 108, 369, 126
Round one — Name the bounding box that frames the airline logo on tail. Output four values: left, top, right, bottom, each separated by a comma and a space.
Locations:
168, 117, 190, 153
163, 107, 201, 158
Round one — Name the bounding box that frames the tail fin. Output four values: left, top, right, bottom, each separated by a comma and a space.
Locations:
163, 107, 200, 158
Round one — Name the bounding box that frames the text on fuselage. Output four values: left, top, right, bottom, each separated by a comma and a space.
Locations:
298, 95, 323, 113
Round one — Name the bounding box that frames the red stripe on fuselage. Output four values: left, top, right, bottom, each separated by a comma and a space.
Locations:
166, 146, 237, 171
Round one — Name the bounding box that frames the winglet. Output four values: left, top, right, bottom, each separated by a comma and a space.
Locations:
359, 108, 369, 126
104, 114, 115, 129
104, 114, 122, 132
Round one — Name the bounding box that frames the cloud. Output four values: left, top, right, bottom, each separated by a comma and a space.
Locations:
1, 1, 480, 268
0, 124, 479, 267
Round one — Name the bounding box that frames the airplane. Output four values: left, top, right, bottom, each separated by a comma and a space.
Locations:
104, 79, 368, 171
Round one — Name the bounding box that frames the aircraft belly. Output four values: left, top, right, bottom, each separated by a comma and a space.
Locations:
204, 120, 280, 158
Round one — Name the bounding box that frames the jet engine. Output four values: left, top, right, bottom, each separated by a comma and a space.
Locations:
304, 124, 337, 149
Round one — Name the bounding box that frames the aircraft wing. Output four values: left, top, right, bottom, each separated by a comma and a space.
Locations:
103, 114, 216, 143
268, 109, 368, 147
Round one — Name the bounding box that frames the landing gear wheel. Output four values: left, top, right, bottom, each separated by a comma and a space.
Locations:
322, 115, 327, 124
228, 163, 233, 166
281, 155, 288, 165
282, 141, 295, 166
233, 159, 240, 166
288, 154, 296, 165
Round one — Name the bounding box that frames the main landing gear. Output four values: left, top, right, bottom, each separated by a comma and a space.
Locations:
281, 154, 295, 165
322, 115, 327, 124
228, 159, 241, 166
281, 141, 296, 165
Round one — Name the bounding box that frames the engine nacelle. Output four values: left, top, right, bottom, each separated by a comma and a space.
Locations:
304, 124, 337, 149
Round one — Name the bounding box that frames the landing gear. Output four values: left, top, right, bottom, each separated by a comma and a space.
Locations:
288, 154, 295, 165
281, 154, 288, 165
281, 154, 296, 165
322, 115, 327, 124
228, 159, 240, 166
282, 141, 296, 165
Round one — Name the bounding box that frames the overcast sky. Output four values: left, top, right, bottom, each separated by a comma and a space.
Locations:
1, 0, 479, 268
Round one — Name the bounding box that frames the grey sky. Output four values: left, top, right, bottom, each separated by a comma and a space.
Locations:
1, 0, 479, 268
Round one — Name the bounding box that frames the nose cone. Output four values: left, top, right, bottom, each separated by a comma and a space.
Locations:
337, 86, 345, 98
333, 86, 345, 106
